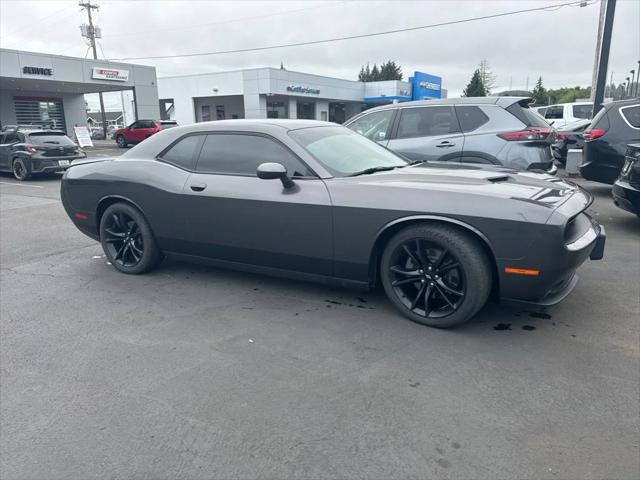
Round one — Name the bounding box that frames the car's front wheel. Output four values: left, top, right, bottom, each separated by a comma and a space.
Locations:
116, 135, 127, 148
99, 203, 161, 274
12, 158, 31, 181
380, 224, 492, 328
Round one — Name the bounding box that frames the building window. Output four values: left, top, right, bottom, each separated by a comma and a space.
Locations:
297, 102, 315, 120
267, 101, 287, 118
201, 105, 211, 122
216, 105, 225, 120
14, 97, 66, 131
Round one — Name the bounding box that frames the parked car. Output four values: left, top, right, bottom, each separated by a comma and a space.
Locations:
113, 120, 163, 148
533, 106, 548, 118
543, 102, 593, 129
552, 118, 591, 166
61, 120, 604, 329
0, 126, 85, 180
612, 143, 640, 217
580, 99, 640, 184
344, 97, 557, 174
159, 120, 179, 130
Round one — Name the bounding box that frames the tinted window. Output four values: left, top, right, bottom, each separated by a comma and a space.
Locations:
455, 106, 489, 132
507, 104, 550, 128
348, 109, 394, 141
572, 104, 593, 119
160, 135, 202, 170
620, 105, 640, 128
28, 132, 75, 146
396, 106, 459, 139
591, 107, 610, 130
545, 106, 564, 119
2, 133, 21, 144
160, 122, 178, 130
196, 134, 312, 177
139, 120, 157, 129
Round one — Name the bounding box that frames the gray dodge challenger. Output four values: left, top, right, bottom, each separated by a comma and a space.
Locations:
61, 120, 605, 328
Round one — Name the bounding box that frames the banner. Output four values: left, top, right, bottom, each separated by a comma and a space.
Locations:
74, 126, 94, 148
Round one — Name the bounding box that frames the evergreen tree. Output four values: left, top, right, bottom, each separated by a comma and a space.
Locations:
357, 61, 403, 82
371, 64, 380, 81
532, 77, 547, 105
463, 69, 487, 97
479, 59, 496, 94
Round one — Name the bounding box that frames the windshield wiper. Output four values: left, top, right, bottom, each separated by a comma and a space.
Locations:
348, 166, 398, 177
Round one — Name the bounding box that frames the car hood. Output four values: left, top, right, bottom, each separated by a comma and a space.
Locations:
342, 163, 585, 210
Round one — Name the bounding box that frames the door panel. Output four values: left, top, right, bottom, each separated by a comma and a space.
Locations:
180, 175, 334, 275
387, 106, 463, 162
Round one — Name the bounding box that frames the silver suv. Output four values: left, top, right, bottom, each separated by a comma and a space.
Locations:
344, 97, 556, 173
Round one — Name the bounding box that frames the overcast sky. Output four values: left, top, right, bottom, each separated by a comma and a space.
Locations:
1, 0, 639, 110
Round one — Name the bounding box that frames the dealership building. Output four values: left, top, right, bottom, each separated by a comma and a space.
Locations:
158, 68, 446, 125
0, 48, 159, 136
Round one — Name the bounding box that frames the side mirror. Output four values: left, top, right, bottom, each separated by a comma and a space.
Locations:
257, 162, 295, 189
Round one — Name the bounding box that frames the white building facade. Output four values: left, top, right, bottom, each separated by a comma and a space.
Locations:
158, 68, 445, 125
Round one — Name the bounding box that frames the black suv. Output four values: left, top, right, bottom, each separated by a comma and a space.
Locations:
0, 127, 86, 180
580, 99, 640, 184
612, 143, 640, 217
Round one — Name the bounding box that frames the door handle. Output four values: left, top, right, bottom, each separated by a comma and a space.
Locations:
436, 141, 455, 148
190, 183, 207, 192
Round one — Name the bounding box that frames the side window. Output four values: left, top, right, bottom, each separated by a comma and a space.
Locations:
545, 106, 564, 120
396, 106, 459, 139
129, 121, 140, 129
3, 133, 20, 144
347, 110, 394, 141
140, 120, 156, 129
620, 105, 640, 129
196, 134, 313, 177
455, 106, 490, 132
572, 105, 593, 119
159, 135, 203, 170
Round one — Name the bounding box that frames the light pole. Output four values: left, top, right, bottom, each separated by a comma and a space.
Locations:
625, 77, 631, 98
631, 70, 636, 99
591, 0, 617, 115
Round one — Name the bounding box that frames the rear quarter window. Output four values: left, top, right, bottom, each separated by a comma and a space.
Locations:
590, 107, 610, 130
572, 104, 593, 119
455, 106, 489, 132
620, 105, 640, 129
506, 104, 550, 128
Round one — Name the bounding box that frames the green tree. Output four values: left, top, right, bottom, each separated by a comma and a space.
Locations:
463, 69, 486, 97
532, 76, 547, 105
478, 59, 496, 94
357, 60, 403, 81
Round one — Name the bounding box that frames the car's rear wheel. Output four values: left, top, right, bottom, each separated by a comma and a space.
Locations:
99, 203, 161, 274
12, 158, 31, 181
116, 135, 127, 148
380, 224, 492, 328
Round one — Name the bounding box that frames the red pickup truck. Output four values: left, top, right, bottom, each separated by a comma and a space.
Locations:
114, 120, 177, 148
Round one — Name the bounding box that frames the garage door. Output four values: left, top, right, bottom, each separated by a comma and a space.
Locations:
14, 96, 66, 131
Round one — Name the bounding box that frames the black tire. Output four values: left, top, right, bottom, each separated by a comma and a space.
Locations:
99, 202, 161, 274
380, 224, 492, 328
116, 135, 127, 148
12, 157, 32, 181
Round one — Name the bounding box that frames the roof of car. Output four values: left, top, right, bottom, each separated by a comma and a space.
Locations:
167, 119, 336, 133
604, 97, 639, 108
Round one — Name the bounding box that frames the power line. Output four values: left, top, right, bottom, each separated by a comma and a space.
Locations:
112, 0, 597, 62
0, 4, 78, 39
108, 1, 347, 38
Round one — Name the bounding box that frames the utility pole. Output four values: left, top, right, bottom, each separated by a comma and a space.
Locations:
79, 0, 107, 140
590, 0, 617, 115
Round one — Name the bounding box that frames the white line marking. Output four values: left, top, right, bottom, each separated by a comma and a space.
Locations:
0, 182, 44, 189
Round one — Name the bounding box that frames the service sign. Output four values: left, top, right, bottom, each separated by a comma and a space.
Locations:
73, 126, 94, 148
92, 67, 129, 82
286, 85, 320, 95
23, 66, 53, 76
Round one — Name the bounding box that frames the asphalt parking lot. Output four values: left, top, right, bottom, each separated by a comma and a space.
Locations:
1, 151, 638, 479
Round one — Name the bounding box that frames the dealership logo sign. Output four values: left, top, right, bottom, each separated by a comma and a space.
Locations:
286, 85, 320, 95
23, 66, 53, 76
419, 81, 441, 91
92, 67, 130, 82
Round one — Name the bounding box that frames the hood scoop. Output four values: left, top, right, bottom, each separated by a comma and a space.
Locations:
487, 175, 511, 183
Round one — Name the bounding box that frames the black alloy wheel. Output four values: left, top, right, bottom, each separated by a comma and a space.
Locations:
381, 224, 492, 328
389, 239, 466, 319
99, 203, 160, 274
12, 158, 31, 181
116, 135, 127, 148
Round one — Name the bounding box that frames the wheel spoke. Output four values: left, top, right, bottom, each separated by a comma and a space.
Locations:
390, 265, 420, 278
392, 277, 420, 287
434, 284, 457, 309
104, 228, 125, 238
130, 241, 143, 256
423, 283, 434, 316
434, 248, 449, 269
415, 239, 429, 267
436, 278, 464, 297
114, 242, 127, 261
129, 245, 141, 262
402, 244, 422, 268
411, 283, 427, 310
118, 212, 128, 232
105, 237, 124, 244
437, 261, 460, 273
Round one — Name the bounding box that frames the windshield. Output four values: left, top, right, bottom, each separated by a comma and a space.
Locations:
27, 132, 75, 146
288, 126, 407, 177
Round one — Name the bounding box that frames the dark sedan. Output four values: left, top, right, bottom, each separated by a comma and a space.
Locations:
613, 143, 640, 217
61, 120, 605, 328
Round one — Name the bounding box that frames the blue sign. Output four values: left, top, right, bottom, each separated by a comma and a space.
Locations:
410, 71, 442, 100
